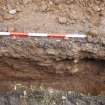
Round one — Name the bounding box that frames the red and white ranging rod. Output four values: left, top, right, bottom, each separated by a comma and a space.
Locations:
0, 32, 87, 38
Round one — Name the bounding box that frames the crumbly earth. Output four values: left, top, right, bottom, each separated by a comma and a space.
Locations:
0, 0, 105, 102
0, 90, 105, 105
1, 0, 105, 34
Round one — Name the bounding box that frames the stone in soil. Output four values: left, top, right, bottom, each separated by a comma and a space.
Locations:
9, 9, 17, 15
57, 16, 67, 24
3, 13, 15, 20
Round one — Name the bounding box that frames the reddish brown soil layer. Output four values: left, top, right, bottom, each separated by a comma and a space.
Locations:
0, 57, 104, 95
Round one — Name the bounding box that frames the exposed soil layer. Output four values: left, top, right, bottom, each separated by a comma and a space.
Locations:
0, 90, 105, 105
0, 37, 104, 95
0, 0, 105, 96
1, 0, 105, 35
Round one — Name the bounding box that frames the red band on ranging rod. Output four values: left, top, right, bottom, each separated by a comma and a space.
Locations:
10, 32, 28, 36
48, 34, 65, 38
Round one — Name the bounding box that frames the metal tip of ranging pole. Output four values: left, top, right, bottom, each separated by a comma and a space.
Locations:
0, 32, 87, 38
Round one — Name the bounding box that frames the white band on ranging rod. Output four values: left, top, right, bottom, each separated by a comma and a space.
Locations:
0, 32, 87, 38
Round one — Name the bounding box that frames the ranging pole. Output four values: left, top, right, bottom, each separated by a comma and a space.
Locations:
0, 32, 87, 38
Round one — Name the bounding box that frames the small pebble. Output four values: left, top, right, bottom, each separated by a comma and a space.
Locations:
48, 88, 54, 94
58, 17, 67, 24
71, 67, 79, 74
74, 59, 79, 64
9, 9, 17, 15
93, 6, 101, 12
68, 91, 72, 94
62, 96, 66, 100
14, 85, 17, 90
46, 49, 56, 55
53, 102, 56, 105
24, 90, 27, 96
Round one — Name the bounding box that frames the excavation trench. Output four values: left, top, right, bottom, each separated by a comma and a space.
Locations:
0, 0, 105, 104
0, 37, 105, 95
